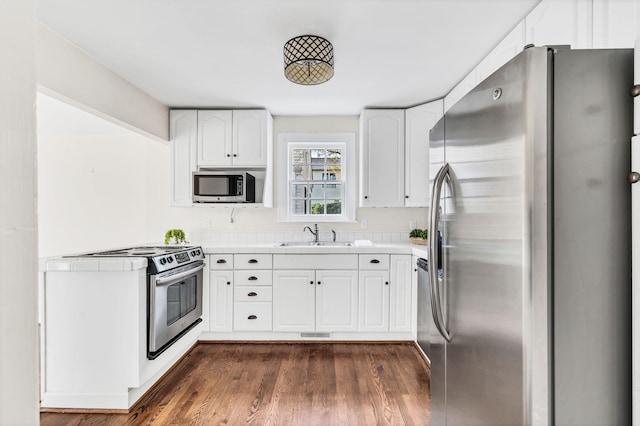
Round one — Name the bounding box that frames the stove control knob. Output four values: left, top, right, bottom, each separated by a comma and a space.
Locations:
159, 258, 167, 265
167, 256, 174, 263
197, 249, 201, 255
191, 250, 196, 256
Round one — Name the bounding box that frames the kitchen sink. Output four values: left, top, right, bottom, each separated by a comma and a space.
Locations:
277, 241, 354, 247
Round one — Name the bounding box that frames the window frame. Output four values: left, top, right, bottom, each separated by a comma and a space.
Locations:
277, 132, 356, 222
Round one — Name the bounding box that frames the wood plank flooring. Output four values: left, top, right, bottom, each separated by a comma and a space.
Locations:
40, 342, 430, 425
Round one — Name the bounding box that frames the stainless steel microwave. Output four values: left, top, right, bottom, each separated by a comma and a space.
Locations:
192, 171, 256, 203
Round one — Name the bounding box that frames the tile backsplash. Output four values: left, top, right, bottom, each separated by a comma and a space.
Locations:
186, 230, 410, 245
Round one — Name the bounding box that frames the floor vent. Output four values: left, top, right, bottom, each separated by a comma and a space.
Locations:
300, 332, 331, 338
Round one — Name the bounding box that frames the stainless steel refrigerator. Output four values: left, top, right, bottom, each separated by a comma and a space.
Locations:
426, 46, 632, 426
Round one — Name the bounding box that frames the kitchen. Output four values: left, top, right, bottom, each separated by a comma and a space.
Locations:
3, 0, 640, 425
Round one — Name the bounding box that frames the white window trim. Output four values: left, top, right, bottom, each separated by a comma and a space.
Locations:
277, 132, 356, 222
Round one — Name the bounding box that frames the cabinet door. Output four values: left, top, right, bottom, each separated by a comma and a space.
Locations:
316, 270, 358, 332
525, 0, 592, 49
273, 270, 315, 332
592, 0, 636, 48
405, 101, 443, 207
209, 271, 233, 332
197, 110, 233, 167
359, 110, 405, 207
389, 255, 412, 332
358, 270, 390, 332
232, 110, 270, 167
170, 110, 197, 206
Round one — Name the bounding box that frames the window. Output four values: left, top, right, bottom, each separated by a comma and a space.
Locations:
277, 133, 356, 222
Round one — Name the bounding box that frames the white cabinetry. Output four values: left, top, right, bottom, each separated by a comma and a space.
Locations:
592, 0, 636, 48
197, 110, 271, 168
524, 0, 593, 49
208, 254, 233, 332
359, 109, 405, 207
389, 255, 412, 332
197, 110, 232, 167
404, 101, 443, 207
273, 269, 358, 332
233, 254, 273, 331
359, 269, 390, 331
170, 110, 197, 206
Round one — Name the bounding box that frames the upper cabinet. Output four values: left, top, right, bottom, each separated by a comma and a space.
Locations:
170, 110, 197, 207
405, 100, 443, 207
359, 109, 405, 208
198, 110, 271, 168
524, 0, 592, 49
171, 108, 273, 207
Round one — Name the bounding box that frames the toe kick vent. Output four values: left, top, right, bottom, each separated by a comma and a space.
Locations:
300, 332, 331, 338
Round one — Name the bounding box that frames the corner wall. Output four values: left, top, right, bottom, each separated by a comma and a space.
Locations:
0, 0, 40, 423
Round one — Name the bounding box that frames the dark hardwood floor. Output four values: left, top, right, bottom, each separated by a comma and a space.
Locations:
40, 342, 430, 425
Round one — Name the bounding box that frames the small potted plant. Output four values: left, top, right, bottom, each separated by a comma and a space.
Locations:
409, 228, 428, 245
164, 229, 188, 245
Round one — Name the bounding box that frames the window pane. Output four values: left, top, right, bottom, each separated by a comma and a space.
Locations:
326, 183, 342, 198
310, 201, 325, 215
292, 165, 311, 180
309, 183, 325, 199
291, 183, 308, 199
326, 200, 342, 214
292, 199, 308, 215
327, 150, 342, 164
292, 149, 310, 166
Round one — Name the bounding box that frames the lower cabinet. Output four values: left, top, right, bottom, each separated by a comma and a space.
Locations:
209, 270, 233, 332
273, 270, 358, 332
358, 270, 390, 331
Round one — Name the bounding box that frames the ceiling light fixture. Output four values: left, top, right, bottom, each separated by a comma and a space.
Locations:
283, 35, 334, 85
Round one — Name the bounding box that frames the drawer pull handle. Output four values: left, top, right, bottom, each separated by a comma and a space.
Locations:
248, 276, 258, 281
248, 259, 258, 264
248, 292, 258, 297
370, 259, 380, 264
248, 315, 258, 320
216, 259, 227, 264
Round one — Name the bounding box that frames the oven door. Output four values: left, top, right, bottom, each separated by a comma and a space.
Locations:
148, 261, 205, 358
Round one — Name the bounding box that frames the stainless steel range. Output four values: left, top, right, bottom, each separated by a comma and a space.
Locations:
75, 245, 205, 359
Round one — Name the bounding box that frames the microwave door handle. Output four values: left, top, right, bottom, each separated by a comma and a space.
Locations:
429, 163, 452, 342
155, 264, 205, 286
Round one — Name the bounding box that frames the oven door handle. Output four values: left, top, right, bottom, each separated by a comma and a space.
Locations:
155, 263, 205, 286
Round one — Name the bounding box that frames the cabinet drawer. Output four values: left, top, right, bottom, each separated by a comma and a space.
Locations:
234, 270, 272, 286
209, 254, 233, 270
359, 254, 390, 270
234, 286, 273, 302
233, 302, 272, 331
234, 254, 272, 269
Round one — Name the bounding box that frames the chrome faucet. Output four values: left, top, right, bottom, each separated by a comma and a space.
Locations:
331, 230, 337, 242
304, 223, 319, 243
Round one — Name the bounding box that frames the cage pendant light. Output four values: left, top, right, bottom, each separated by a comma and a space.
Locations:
284, 35, 334, 85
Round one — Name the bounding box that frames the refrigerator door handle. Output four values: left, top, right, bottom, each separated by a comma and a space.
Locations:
429, 163, 452, 342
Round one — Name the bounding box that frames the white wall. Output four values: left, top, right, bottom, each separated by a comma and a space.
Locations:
0, 0, 40, 424
37, 23, 169, 142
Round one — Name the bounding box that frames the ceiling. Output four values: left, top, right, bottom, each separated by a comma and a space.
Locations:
35, 0, 539, 116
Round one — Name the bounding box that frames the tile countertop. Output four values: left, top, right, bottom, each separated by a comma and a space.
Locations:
202, 242, 430, 258
39, 243, 429, 272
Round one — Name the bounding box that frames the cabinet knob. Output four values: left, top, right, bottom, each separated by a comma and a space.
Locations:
364, 196, 368, 199
385, 281, 389, 285
226, 281, 231, 285
310, 281, 314, 285
248, 292, 258, 297
226, 154, 231, 157
631, 85, 640, 97
629, 172, 640, 184
233, 154, 238, 157
248, 315, 258, 320
405, 195, 409, 199
317, 281, 321, 285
